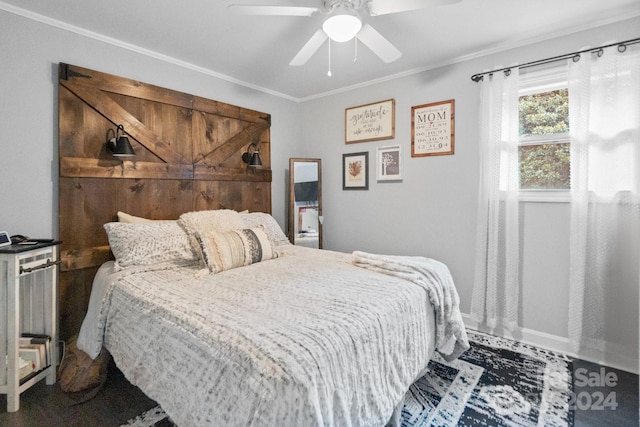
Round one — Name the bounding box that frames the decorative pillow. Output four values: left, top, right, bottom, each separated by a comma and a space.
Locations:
117, 211, 174, 223
104, 222, 199, 271
240, 212, 290, 246
196, 227, 277, 273
178, 209, 246, 256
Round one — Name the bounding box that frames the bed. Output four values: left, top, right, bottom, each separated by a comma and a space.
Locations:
76, 209, 469, 426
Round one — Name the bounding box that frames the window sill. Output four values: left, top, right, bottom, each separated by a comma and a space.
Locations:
519, 190, 570, 203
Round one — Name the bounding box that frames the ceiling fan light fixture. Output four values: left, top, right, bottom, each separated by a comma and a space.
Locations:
322, 13, 362, 42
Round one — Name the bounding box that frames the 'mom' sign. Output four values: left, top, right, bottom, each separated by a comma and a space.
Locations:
411, 99, 455, 157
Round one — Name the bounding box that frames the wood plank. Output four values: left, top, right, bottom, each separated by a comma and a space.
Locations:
60, 81, 186, 164
60, 64, 270, 123
193, 96, 269, 123
192, 112, 234, 164
60, 63, 195, 110
61, 157, 269, 181
120, 179, 194, 220
194, 181, 271, 213
60, 246, 113, 272
60, 157, 194, 180
59, 178, 119, 256
194, 121, 270, 165
60, 89, 188, 164
116, 94, 194, 162
58, 86, 87, 158
193, 165, 272, 182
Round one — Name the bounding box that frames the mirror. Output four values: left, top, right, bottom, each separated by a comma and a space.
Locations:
289, 158, 322, 249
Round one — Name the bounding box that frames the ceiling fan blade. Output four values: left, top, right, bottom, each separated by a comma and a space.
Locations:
228, 5, 319, 16
290, 29, 328, 66
357, 24, 401, 63
368, 0, 461, 16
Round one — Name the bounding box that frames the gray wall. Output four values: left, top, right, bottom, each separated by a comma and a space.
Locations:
297, 18, 640, 372
0, 9, 301, 236
1, 7, 637, 372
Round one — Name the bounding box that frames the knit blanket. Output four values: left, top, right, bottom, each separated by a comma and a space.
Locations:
352, 251, 469, 362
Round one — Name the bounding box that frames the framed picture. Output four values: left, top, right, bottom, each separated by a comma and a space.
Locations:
345, 99, 395, 144
411, 99, 455, 157
377, 145, 402, 181
343, 152, 369, 190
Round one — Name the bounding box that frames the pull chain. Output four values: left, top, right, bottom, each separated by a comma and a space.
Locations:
327, 39, 332, 77
354, 37, 358, 63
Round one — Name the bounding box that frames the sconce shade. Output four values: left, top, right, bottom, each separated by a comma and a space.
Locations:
249, 152, 262, 166
242, 142, 262, 167
107, 124, 135, 157
112, 136, 135, 157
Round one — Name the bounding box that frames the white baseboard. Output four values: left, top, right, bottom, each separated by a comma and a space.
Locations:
462, 314, 639, 375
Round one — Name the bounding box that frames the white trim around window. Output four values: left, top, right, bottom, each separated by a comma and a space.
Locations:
519, 190, 570, 203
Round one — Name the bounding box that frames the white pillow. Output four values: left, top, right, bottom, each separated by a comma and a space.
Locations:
117, 211, 153, 223
104, 222, 199, 271
178, 209, 246, 255
178, 209, 245, 234
240, 212, 290, 246
117, 211, 173, 223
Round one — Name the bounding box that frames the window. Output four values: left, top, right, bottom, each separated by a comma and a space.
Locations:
517, 68, 570, 196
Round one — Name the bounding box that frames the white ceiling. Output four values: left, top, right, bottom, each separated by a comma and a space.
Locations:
3, 0, 639, 100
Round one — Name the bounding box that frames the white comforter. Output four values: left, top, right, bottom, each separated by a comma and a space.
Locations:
78, 246, 464, 426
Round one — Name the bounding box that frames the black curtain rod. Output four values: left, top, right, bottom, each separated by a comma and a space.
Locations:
470, 37, 640, 82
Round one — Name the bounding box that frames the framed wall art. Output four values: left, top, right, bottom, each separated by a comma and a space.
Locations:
411, 99, 455, 157
376, 145, 402, 181
345, 99, 395, 144
343, 152, 369, 190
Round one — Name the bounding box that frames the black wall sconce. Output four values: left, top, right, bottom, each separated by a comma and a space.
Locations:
242, 141, 262, 167
107, 124, 135, 157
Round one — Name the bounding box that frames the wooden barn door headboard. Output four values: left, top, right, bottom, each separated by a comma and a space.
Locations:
58, 63, 272, 339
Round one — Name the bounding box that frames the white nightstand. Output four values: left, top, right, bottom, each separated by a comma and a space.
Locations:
0, 241, 60, 412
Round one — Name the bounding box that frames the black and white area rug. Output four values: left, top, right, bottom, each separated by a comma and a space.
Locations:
121, 330, 574, 427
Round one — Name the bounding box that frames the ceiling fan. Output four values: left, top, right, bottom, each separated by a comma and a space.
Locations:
229, 0, 461, 67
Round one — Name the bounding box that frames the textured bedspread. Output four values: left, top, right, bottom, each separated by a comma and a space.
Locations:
85, 246, 448, 426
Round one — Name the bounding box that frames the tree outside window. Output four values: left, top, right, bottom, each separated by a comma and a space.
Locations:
518, 88, 570, 190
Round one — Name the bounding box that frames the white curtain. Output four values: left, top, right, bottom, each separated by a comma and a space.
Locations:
471, 68, 521, 331
568, 46, 640, 354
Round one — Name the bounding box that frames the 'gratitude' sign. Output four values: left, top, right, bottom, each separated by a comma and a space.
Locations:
345, 99, 395, 143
